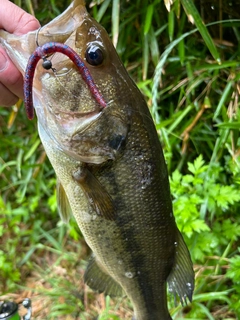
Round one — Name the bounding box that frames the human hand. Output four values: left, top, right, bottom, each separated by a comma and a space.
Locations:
0, 0, 40, 107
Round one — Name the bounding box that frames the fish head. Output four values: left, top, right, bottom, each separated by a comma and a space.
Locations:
0, 0, 136, 164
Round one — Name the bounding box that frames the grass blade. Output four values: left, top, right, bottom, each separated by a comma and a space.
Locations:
152, 20, 237, 122
213, 81, 233, 120
144, 4, 154, 35
112, 0, 120, 47
95, 0, 111, 22
168, 9, 175, 41
180, 0, 221, 63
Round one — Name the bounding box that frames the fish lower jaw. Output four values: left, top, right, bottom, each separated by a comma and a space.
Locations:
54, 109, 102, 136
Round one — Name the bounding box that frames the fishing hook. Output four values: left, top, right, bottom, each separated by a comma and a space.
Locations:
35, 26, 41, 47
35, 27, 56, 71
24, 38, 106, 120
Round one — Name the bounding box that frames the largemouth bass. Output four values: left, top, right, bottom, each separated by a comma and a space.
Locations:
0, 1, 194, 319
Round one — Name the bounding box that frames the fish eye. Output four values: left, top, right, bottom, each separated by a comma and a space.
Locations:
85, 45, 104, 66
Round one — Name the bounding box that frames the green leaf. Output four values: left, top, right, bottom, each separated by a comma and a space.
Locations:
212, 185, 240, 210
213, 81, 233, 120
191, 219, 210, 233
94, 0, 111, 22
227, 254, 240, 281
215, 121, 240, 129
144, 4, 154, 35
187, 154, 206, 174
168, 9, 175, 41
149, 26, 159, 66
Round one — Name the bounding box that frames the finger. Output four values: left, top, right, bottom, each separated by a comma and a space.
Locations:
0, 82, 19, 107
0, 0, 40, 35
0, 48, 24, 102
0, 1, 40, 106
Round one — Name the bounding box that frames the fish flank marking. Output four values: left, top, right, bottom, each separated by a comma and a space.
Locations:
24, 42, 107, 120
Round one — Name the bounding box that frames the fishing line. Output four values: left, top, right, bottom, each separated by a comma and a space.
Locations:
35, 26, 41, 47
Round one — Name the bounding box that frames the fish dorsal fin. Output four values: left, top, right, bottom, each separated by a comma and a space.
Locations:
72, 167, 115, 221
56, 179, 72, 223
84, 255, 123, 297
167, 229, 195, 305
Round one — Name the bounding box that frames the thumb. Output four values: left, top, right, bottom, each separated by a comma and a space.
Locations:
0, 0, 40, 35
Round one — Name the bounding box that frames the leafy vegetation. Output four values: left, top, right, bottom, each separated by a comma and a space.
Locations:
1, 0, 240, 319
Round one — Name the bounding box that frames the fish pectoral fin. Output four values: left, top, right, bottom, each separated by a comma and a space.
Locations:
84, 255, 123, 297
56, 179, 72, 223
167, 229, 195, 305
72, 167, 115, 221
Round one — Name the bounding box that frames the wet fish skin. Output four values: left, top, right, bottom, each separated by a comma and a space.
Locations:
0, 1, 194, 319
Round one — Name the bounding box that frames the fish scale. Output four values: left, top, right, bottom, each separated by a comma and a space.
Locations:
0, 0, 194, 319
108, 114, 175, 319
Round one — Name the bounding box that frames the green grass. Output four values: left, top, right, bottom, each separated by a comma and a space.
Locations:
1, 0, 240, 319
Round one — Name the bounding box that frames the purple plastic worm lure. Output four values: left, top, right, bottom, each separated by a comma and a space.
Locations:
24, 42, 107, 120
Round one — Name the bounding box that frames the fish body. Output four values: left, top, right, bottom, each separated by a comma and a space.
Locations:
0, 1, 194, 319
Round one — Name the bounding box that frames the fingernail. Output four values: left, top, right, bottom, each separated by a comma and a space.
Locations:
0, 52, 8, 72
